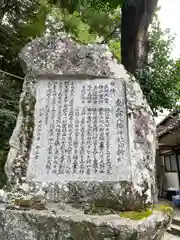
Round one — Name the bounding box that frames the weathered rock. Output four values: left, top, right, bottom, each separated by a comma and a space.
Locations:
0, 203, 172, 240
4, 35, 156, 211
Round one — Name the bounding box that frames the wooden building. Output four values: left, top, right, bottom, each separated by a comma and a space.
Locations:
156, 110, 180, 197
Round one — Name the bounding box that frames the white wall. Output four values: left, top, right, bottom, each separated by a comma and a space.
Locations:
162, 155, 180, 190
164, 172, 179, 190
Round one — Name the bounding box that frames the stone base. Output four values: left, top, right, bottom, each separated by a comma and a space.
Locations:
0, 203, 171, 240
4, 180, 155, 211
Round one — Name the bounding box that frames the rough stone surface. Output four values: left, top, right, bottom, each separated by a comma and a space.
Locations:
4, 35, 156, 210
163, 233, 180, 240
0, 204, 171, 240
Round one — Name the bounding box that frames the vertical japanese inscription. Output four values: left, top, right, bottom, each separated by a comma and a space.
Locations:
59, 81, 69, 174
92, 108, 98, 173
116, 98, 126, 163
28, 78, 129, 182
45, 80, 53, 173
73, 107, 80, 174
52, 81, 60, 174
66, 82, 75, 174
79, 108, 86, 174
34, 109, 43, 163
105, 108, 111, 175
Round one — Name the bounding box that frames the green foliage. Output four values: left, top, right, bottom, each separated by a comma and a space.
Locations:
0, 74, 20, 187
137, 16, 180, 115
0, 0, 36, 187
18, 8, 47, 38
108, 40, 121, 62
44, 1, 121, 55
63, 11, 98, 44
52, 0, 122, 13
48, 2, 121, 42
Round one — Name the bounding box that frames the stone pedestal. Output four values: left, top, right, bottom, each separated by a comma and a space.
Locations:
0, 203, 172, 240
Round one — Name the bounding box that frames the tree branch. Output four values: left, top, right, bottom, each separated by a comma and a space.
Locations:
100, 23, 121, 44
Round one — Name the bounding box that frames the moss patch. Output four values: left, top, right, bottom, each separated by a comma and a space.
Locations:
14, 196, 46, 210
120, 204, 173, 220
14, 199, 33, 207
120, 209, 153, 220
152, 204, 173, 217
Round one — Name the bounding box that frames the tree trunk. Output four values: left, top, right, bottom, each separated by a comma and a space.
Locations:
0, 0, 4, 21
121, 0, 158, 75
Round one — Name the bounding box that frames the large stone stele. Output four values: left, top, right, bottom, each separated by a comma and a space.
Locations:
0, 35, 171, 239
5, 35, 156, 209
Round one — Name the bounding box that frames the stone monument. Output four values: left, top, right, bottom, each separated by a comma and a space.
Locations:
0, 35, 172, 239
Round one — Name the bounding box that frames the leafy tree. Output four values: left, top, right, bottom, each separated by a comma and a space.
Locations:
0, 0, 41, 186
0, 73, 21, 187
137, 16, 180, 114
43, 1, 121, 59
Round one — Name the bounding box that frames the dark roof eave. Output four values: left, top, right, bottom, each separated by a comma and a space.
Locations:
157, 122, 180, 138
156, 110, 180, 128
